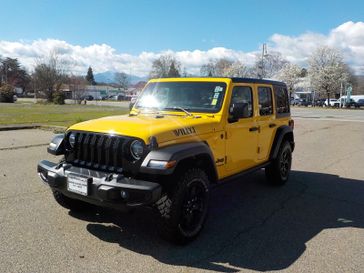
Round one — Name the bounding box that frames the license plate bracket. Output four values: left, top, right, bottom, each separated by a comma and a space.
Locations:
67, 173, 90, 196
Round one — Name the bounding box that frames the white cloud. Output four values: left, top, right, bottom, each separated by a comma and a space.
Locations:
0, 21, 363, 76
268, 21, 364, 74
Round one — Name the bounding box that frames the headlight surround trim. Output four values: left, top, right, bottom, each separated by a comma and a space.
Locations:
68, 132, 76, 148
130, 139, 144, 160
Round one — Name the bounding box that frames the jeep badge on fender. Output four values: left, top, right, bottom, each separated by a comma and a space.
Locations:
173, 126, 196, 137
37, 77, 294, 244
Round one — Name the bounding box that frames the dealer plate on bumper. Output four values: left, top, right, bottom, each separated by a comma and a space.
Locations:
67, 174, 90, 196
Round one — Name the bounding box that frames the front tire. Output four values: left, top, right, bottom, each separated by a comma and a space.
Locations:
156, 168, 210, 244
265, 141, 292, 186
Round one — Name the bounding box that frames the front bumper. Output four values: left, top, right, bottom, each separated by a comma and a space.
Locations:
37, 160, 162, 209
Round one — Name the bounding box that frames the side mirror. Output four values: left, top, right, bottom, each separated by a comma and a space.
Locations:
229, 102, 250, 121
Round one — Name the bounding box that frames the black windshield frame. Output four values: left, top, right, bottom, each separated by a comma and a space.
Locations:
134, 81, 227, 114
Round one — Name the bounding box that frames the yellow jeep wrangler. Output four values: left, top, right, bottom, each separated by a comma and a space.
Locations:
38, 77, 294, 244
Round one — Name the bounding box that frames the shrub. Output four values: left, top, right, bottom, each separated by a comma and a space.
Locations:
0, 84, 15, 103
52, 91, 65, 105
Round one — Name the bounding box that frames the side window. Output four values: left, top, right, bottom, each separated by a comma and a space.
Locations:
230, 86, 253, 118
258, 87, 273, 116
275, 86, 290, 114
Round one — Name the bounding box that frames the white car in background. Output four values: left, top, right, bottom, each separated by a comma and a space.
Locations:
324, 98, 339, 107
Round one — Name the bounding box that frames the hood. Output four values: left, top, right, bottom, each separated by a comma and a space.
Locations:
68, 113, 221, 145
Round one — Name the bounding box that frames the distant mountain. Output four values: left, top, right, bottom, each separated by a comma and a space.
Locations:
94, 71, 148, 85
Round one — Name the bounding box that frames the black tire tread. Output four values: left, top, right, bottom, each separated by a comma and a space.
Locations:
265, 141, 292, 186
156, 168, 209, 244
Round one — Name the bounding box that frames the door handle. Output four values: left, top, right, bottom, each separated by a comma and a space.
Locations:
249, 126, 259, 132
269, 123, 276, 128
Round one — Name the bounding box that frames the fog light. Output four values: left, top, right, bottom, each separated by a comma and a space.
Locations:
120, 190, 128, 199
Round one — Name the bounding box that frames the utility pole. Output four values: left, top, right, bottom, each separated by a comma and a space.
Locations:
259, 43, 268, 79
340, 82, 343, 108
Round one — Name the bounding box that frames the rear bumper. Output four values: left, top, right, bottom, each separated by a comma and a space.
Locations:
37, 160, 162, 209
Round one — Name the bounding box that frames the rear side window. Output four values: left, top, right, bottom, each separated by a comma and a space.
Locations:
274, 86, 290, 115
258, 87, 273, 116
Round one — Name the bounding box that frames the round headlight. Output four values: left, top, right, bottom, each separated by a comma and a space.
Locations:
130, 140, 144, 160
68, 132, 76, 148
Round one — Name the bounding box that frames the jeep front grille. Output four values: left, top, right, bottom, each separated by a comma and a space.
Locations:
66, 132, 127, 172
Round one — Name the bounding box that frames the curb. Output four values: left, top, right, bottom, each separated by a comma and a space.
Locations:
0, 124, 66, 132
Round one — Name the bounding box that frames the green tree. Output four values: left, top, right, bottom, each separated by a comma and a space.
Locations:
86, 66, 96, 85
0, 83, 15, 103
167, 61, 181, 77
0, 57, 30, 89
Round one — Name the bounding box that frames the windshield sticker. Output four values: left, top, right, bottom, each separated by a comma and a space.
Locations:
214, 86, 223, 92
213, 93, 220, 99
211, 98, 218, 106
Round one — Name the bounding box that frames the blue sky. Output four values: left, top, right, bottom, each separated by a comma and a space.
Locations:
1, 0, 363, 54
0, 0, 363, 75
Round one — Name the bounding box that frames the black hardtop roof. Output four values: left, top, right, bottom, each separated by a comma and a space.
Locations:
229, 77, 286, 86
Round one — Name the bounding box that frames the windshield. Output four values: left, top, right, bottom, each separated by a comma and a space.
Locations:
134, 82, 227, 113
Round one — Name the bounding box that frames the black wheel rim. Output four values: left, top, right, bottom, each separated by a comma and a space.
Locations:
280, 148, 291, 179
180, 180, 207, 236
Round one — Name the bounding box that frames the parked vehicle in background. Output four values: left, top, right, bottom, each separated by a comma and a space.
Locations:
314, 98, 326, 107
298, 99, 312, 107
80, 95, 94, 101
290, 98, 301, 106
324, 98, 339, 107
356, 99, 364, 108
340, 98, 358, 108
115, 93, 126, 101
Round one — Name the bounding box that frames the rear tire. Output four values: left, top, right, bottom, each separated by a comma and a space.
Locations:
265, 141, 292, 186
52, 190, 92, 211
156, 168, 210, 244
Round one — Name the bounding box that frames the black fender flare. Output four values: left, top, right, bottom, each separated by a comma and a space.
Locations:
269, 125, 294, 160
140, 142, 217, 178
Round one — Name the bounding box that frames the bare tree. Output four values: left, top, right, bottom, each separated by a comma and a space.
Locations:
200, 58, 251, 77
32, 51, 68, 102
225, 61, 252, 77
277, 63, 302, 98
114, 72, 129, 90
149, 55, 181, 78
308, 46, 349, 104
254, 51, 288, 79
200, 61, 216, 77
69, 75, 87, 103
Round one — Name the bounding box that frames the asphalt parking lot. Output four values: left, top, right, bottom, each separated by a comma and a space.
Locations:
0, 108, 364, 273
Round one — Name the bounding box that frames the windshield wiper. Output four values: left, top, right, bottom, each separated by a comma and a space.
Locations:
163, 106, 193, 116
